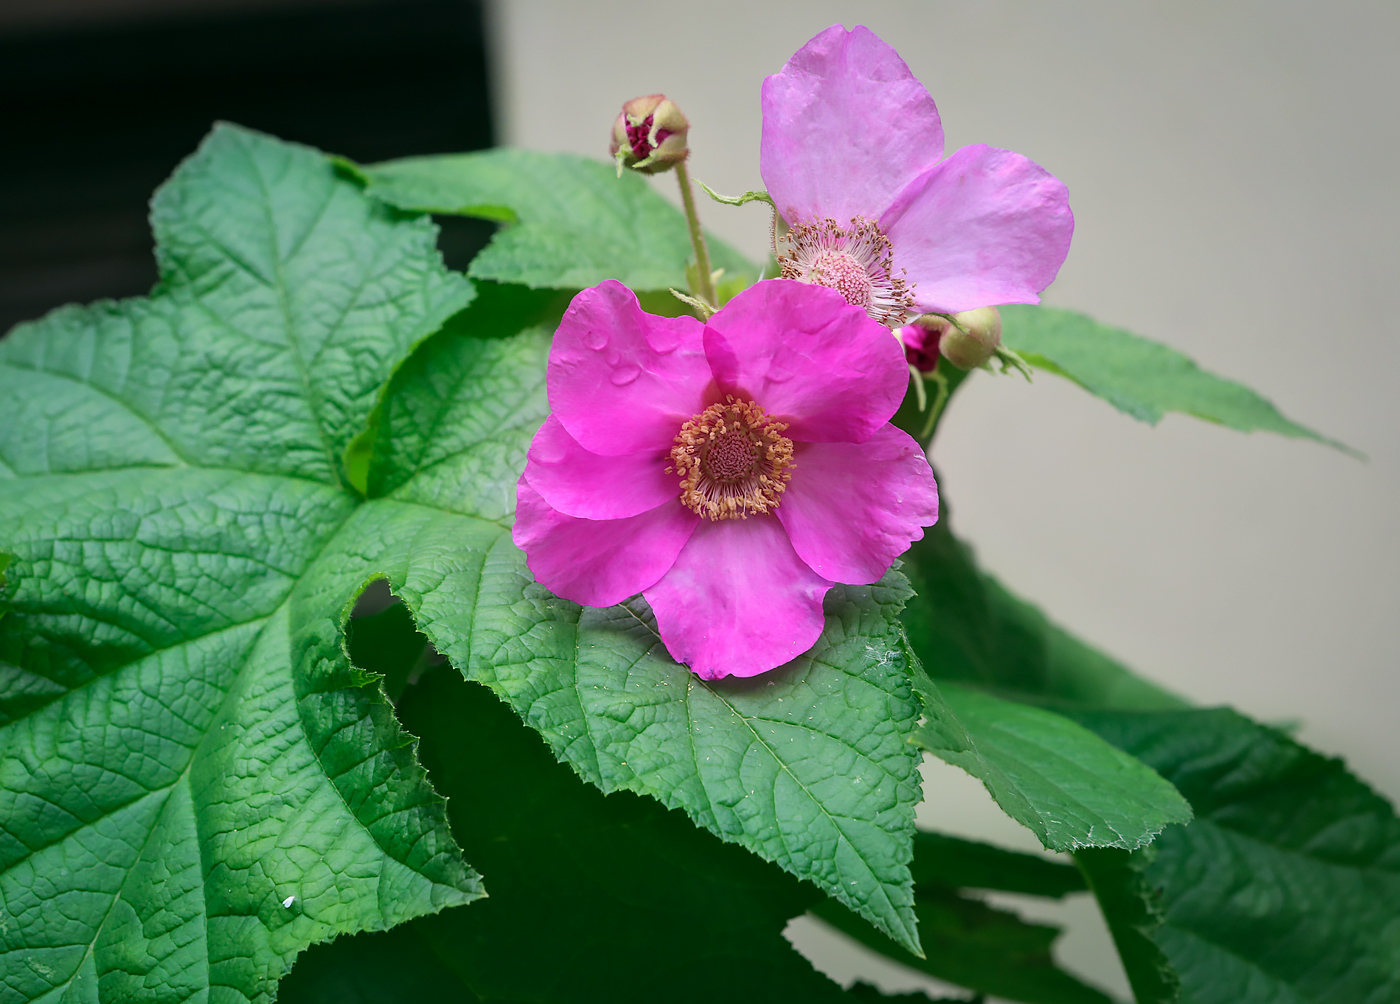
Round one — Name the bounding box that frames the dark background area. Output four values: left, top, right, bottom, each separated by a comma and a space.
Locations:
0, 0, 495, 335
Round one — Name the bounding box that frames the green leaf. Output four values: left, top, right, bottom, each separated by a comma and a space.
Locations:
346, 602, 439, 704
278, 921, 484, 1004
363, 317, 552, 509
902, 512, 1399, 1000
1074, 847, 1179, 1004
911, 831, 1086, 899
901, 519, 1188, 712
1071, 708, 1400, 1004
1000, 305, 1355, 455
358, 149, 757, 292
357, 317, 930, 955
813, 883, 1116, 1004
912, 677, 1191, 852
0, 124, 482, 1004
899, 519, 1192, 852
285, 622, 859, 1003
815, 830, 1101, 1003
847, 986, 971, 1004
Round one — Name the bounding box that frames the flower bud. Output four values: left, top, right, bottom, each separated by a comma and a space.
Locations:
610, 94, 689, 174
936, 306, 1002, 370
898, 316, 948, 372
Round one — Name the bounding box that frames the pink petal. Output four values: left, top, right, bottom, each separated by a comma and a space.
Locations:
881, 144, 1074, 314
645, 515, 833, 679
524, 415, 677, 520
761, 24, 945, 225
702, 280, 908, 444
549, 280, 710, 456
776, 426, 939, 584
514, 480, 698, 607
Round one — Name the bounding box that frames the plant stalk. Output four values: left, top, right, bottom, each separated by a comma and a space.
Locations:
675, 159, 717, 306
919, 369, 951, 442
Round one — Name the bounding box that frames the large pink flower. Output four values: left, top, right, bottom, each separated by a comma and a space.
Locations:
762, 24, 1074, 324
513, 278, 939, 680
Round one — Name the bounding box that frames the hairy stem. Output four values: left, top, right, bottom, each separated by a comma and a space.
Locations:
675, 159, 717, 306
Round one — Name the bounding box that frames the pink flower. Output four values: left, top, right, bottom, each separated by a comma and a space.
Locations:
513, 278, 940, 680
762, 24, 1074, 324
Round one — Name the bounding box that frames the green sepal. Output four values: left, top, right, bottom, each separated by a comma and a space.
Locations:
695, 179, 776, 207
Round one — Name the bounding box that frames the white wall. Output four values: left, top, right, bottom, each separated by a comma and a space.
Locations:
490, 0, 1399, 996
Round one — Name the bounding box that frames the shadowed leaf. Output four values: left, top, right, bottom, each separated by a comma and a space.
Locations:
1073, 709, 1400, 1004
358, 149, 757, 293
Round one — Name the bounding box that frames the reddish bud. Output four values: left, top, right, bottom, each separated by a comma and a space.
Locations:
898, 316, 949, 372
610, 94, 690, 175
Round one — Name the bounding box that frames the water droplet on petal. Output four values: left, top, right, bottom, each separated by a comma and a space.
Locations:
605, 347, 622, 366
583, 327, 609, 350
648, 325, 681, 353
766, 365, 796, 384
610, 364, 641, 386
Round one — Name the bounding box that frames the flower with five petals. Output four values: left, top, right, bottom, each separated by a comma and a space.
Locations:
513, 278, 940, 679
762, 24, 1074, 325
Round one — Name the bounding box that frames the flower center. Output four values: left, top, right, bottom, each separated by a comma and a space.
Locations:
777, 216, 915, 326
670, 397, 794, 521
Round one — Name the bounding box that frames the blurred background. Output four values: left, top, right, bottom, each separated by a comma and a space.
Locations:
4, 0, 1397, 999
0, 0, 495, 333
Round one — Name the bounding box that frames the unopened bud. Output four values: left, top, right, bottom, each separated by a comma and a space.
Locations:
898, 316, 947, 372
610, 94, 689, 175
936, 307, 1002, 370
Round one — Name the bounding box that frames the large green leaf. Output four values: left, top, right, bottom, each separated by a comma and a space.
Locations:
358, 311, 930, 954
1074, 847, 1178, 1004
999, 305, 1352, 454
0, 125, 483, 1003
909, 831, 1086, 900
913, 676, 1190, 852
810, 830, 1109, 1004
901, 519, 1187, 713
899, 521, 1191, 853
284, 612, 856, 1003
355, 148, 757, 292
846, 987, 970, 1003
278, 922, 481, 1004
1072, 709, 1400, 1004
813, 882, 1116, 1004
901, 512, 1399, 1001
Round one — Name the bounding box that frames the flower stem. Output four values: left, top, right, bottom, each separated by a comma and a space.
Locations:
909, 364, 928, 414
675, 159, 717, 307
919, 369, 951, 441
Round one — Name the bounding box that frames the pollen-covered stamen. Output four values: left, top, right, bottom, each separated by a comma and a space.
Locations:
669, 397, 795, 521
777, 215, 915, 326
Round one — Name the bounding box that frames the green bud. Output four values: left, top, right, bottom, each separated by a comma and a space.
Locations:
937, 306, 1002, 369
